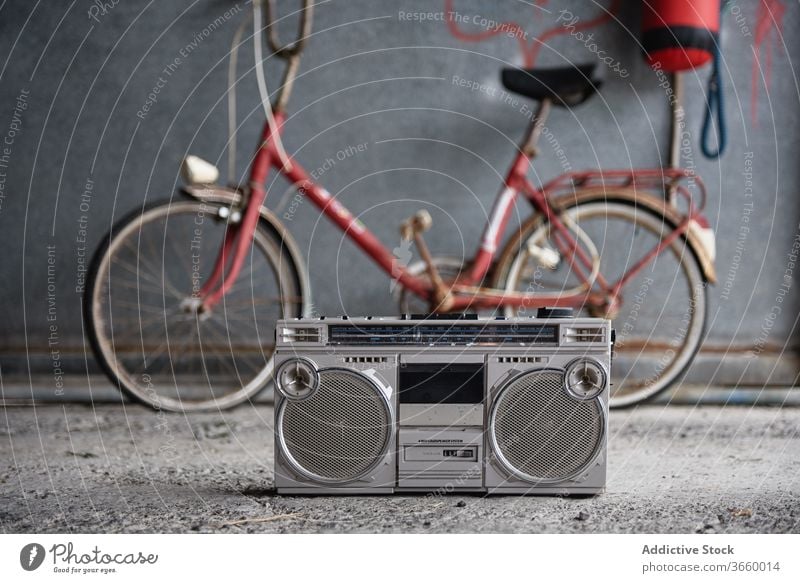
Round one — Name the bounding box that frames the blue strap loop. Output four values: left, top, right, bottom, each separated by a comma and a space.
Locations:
701, 1, 728, 159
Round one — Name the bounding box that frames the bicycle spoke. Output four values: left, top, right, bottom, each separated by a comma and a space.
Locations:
145, 231, 186, 298
165, 224, 199, 287
111, 276, 178, 296
121, 236, 177, 291
220, 295, 303, 308
112, 256, 184, 299
213, 312, 266, 328
110, 299, 176, 315
198, 323, 244, 381
109, 311, 176, 336
205, 315, 262, 350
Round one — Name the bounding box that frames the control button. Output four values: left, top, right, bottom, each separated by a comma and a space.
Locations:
537, 307, 574, 319
410, 313, 478, 320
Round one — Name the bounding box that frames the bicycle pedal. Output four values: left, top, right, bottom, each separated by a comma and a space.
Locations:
400, 209, 432, 240
412, 209, 432, 231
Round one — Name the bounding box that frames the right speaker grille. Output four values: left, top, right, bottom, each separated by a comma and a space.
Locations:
490, 370, 604, 483
278, 369, 391, 484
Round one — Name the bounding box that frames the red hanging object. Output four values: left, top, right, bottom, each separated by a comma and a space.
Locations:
642, 0, 720, 71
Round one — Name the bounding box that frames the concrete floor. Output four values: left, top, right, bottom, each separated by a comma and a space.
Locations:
0, 403, 798, 533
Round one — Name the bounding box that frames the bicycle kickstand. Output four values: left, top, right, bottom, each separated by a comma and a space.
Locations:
400, 210, 454, 312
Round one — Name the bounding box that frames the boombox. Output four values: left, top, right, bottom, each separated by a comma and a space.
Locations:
273, 312, 611, 495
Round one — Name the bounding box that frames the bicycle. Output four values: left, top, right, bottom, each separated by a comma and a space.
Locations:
85, 0, 716, 412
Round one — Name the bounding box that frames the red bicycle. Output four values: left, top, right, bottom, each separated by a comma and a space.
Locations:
86, 0, 716, 412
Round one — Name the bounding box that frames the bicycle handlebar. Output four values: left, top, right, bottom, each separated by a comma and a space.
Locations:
262, 0, 314, 59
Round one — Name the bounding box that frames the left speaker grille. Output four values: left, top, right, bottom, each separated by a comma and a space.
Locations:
279, 369, 391, 483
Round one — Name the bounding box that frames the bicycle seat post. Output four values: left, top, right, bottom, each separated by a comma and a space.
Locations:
521, 98, 552, 158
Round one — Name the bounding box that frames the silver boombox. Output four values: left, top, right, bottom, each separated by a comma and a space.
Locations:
273, 312, 611, 495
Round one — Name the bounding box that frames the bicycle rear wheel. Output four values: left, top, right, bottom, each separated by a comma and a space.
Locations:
494, 198, 707, 408
86, 199, 304, 412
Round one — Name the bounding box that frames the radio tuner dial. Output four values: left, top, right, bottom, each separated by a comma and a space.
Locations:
564, 358, 606, 400
275, 358, 320, 400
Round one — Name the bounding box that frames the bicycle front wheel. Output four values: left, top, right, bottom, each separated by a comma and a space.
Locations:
85, 199, 304, 412
494, 199, 707, 408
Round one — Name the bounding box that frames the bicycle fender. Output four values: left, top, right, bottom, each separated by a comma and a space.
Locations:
554, 187, 716, 283
181, 185, 312, 313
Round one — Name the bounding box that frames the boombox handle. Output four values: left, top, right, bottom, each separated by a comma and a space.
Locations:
261, 0, 314, 112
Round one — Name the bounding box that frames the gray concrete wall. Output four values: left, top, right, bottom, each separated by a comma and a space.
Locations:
0, 0, 798, 389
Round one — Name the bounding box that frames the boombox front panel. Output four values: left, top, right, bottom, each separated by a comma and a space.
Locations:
274, 317, 610, 495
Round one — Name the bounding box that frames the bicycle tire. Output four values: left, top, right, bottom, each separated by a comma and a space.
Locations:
84, 197, 305, 412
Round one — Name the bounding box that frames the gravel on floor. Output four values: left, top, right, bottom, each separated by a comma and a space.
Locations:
1, 403, 798, 533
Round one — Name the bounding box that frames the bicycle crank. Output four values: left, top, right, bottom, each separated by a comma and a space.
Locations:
399, 210, 454, 312
588, 295, 622, 320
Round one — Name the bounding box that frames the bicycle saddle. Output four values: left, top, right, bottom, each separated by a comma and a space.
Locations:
501, 63, 602, 107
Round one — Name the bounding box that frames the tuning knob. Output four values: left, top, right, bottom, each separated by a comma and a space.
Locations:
275, 358, 319, 400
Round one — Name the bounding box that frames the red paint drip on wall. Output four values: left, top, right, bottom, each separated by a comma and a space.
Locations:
534, 0, 548, 22
444, 0, 621, 69
752, 0, 787, 126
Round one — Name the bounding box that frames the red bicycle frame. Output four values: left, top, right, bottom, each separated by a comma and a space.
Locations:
192, 0, 710, 316
197, 99, 706, 315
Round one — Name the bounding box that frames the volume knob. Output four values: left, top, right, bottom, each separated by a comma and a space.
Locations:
564, 358, 606, 400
